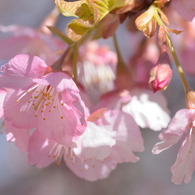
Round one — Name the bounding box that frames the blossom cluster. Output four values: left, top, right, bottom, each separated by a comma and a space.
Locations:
0, 0, 195, 185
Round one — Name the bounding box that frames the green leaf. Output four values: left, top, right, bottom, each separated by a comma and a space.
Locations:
66, 19, 93, 41
54, 0, 88, 18
47, 26, 74, 45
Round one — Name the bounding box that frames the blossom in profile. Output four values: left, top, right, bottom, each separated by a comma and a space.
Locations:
149, 52, 172, 93
152, 109, 195, 184
96, 88, 170, 131
77, 41, 117, 102
28, 109, 144, 181
0, 54, 87, 146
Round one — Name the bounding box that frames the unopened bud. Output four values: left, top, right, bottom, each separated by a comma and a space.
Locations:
186, 91, 195, 109
149, 52, 172, 92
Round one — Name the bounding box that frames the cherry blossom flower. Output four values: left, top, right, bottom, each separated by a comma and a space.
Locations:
96, 88, 170, 131
77, 41, 117, 102
28, 109, 144, 181
170, 0, 195, 21
0, 54, 87, 146
0, 25, 65, 65
152, 109, 195, 184
149, 52, 172, 93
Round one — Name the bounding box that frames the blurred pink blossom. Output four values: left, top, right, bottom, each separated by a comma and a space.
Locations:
153, 109, 195, 184
170, 0, 195, 21
0, 88, 6, 118
78, 41, 117, 102
0, 25, 65, 65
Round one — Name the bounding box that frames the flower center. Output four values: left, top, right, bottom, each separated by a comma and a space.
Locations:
48, 143, 102, 171
48, 144, 76, 166
16, 84, 65, 120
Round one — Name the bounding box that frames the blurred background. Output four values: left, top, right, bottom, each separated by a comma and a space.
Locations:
0, 0, 195, 195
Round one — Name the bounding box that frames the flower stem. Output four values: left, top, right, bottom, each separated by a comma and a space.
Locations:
113, 34, 126, 70
165, 34, 191, 93
153, 9, 192, 93
51, 47, 72, 72
73, 44, 78, 84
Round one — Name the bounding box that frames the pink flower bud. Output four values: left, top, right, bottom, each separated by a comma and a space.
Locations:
149, 52, 172, 93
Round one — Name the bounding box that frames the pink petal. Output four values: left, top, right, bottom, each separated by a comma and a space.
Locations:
37, 99, 85, 146
28, 130, 55, 168
123, 88, 170, 131
3, 89, 38, 128
5, 120, 30, 152
33, 72, 78, 93
73, 121, 116, 161
171, 0, 195, 21
66, 155, 117, 181
171, 133, 195, 185
0, 88, 7, 118
0, 25, 66, 66
31, 72, 87, 145
0, 37, 32, 60
95, 90, 132, 111
101, 110, 144, 163
0, 54, 50, 89
152, 109, 193, 154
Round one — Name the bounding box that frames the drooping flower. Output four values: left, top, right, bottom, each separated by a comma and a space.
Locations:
149, 52, 172, 93
77, 41, 117, 103
0, 88, 6, 119
152, 109, 195, 184
0, 54, 87, 146
96, 88, 170, 131
28, 109, 144, 181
